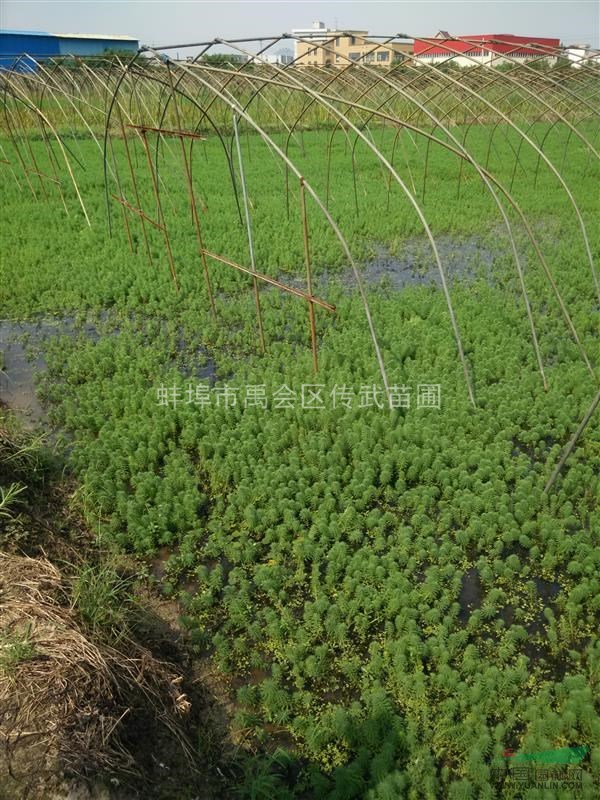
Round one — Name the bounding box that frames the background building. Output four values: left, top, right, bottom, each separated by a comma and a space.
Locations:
413, 32, 560, 66
564, 44, 598, 68
252, 49, 294, 66
291, 22, 412, 67
0, 29, 139, 70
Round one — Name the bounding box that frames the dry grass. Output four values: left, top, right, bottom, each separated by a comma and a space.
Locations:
0, 551, 194, 796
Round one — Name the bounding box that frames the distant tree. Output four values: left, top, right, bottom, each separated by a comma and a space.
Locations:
199, 53, 249, 69
52, 49, 144, 70
528, 57, 552, 71
554, 55, 573, 70
435, 59, 461, 72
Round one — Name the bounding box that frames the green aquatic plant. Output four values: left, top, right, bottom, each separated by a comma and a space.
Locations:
1, 111, 599, 796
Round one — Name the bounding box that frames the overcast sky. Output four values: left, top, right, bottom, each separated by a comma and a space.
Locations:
2, 1, 598, 51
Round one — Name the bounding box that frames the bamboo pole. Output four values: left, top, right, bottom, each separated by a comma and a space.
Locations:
139, 129, 179, 290
300, 178, 318, 374
233, 113, 266, 354
165, 68, 216, 319
544, 389, 600, 494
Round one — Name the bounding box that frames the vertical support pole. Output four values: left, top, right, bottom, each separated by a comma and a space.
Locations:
167, 65, 216, 318
325, 129, 335, 211
119, 110, 153, 265
387, 128, 400, 212
456, 126, 468, 201
38, 117, 69, 216
300, 178, 318, 374
422, 137, 431, 204
4, 112, 37, 198
544, 389, 600, 494
140, 129, 179, 291
0, 142, 23, 193
108, 132, 133, 252
233, 113, 265, 354
285, 162, 291, 221
183, 139, 217, 318
16, 104, 48, 202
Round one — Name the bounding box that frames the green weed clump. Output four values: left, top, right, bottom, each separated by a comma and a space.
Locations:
70, 564, 136, 642
0, 625, 36, 675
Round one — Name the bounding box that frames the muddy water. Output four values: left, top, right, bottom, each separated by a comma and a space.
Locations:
0, 316, 218, 427
1, 324, 47, 424
2, 237, 494, 425
278, 234, 497, 294
0, 318, 101, 427
458, 567, 484, 623
362, 236, 496, 290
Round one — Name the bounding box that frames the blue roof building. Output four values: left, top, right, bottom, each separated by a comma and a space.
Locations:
0, 29, 139, 70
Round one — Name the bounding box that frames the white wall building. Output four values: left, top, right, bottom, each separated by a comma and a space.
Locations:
564, 45, 598, 68
290, 21, 333, 40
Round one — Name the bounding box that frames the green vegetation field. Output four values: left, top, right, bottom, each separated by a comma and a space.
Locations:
1, 110, 599, 799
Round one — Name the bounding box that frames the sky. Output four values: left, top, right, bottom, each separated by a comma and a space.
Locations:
1, 1, 599, 52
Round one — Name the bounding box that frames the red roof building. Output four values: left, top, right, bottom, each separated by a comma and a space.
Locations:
414, 33, 561, 65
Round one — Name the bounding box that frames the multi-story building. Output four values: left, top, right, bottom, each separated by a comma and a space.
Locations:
291, 22, 412, 67
413, 32, 560, 67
